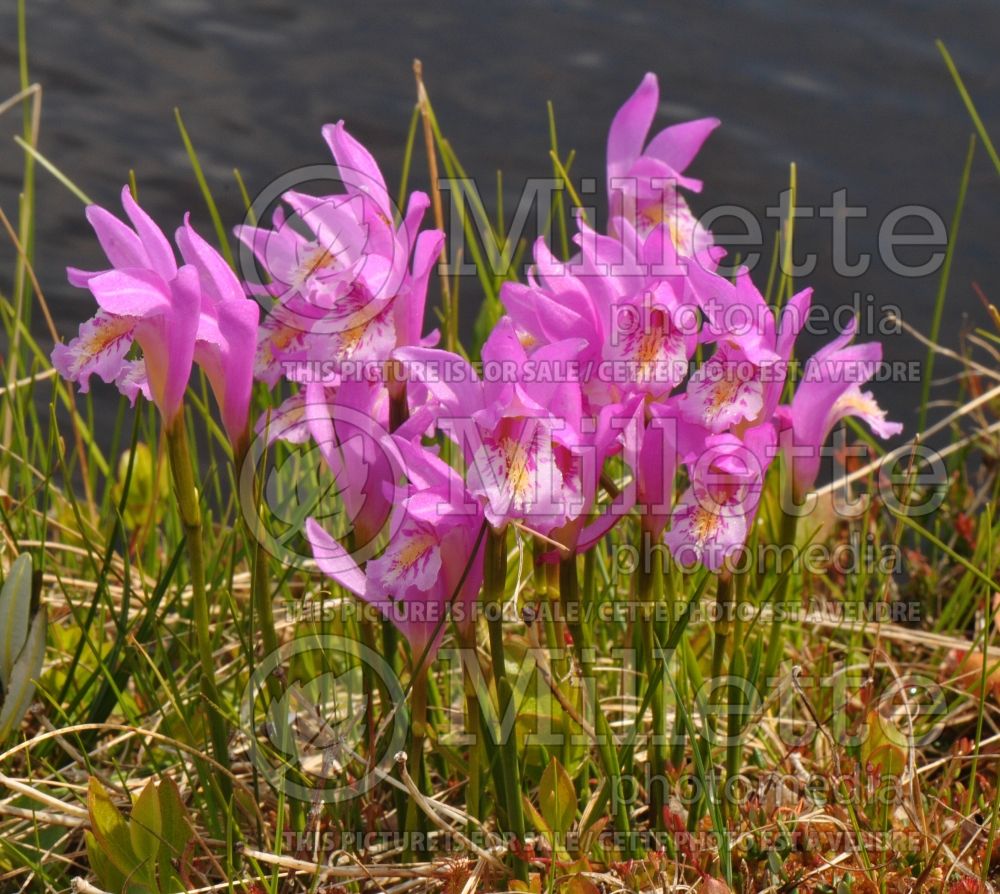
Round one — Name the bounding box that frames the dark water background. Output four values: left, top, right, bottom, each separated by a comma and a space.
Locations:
1, 0, 999, 438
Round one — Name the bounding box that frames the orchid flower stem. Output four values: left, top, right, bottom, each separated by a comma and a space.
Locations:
713, 568, 751, 828
582, 547, 596, 612
382, 619, 400, 683
465, 691, 482, 831
234, 438, 280, 690
663, 554, 688, 770
541, 560, 564, 663
165, 416, 231, 798
540, 559, 574, 766
458, 626, 482, 831
710, 572, 734, 686
670, 656, 687, 772
708, 571, 735, 823
539, 554, 574, 770
726, 570, 749, 787
238, 445, 307, 830
403, 667, 429, 861
424, 674, 449, 782
358, 620, 381, 750
357, 616, 404, 839
484, 527, 528, 881
385, 384, 406, 686
250, 536, 278, 664
763, 506, 800, 683
638, 533, 667, 830
559, 555, 636, 858
552, 568, 576, 769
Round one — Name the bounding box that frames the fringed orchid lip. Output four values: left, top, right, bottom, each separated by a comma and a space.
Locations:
293, 242, 344, 286
682, 353, 765, 433
600, 302, 692, 402
664, 489, 748, 573
53, 257, 200, 429
255, 312, 311, 385
368, 522, 441, 598
471, 420, 569, 531
51, 311, 136, 386
687, 503, 732, 547
832, 388, 899, 438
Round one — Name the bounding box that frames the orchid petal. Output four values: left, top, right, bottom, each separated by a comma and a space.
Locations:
321, 120, 392, 221
644, 117, 720, 181
607, 72, 658, 182
85, 204, 148, 270
120, 185, 178, 281
305, 518, 367, 597
51, 312, 136, 391
176, 215, 244, 306
87, 267, 173, 318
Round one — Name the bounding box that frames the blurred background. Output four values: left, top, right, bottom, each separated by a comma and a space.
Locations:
1, 0, 998, 431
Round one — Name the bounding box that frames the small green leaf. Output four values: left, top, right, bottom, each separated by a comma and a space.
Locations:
87, 778, 142, 881
86, 830, 129, 893
155, 776, 193, 891
539, 756, 576, 837
0, 554, 33, 684
129, 780, 162, 866
0, 608, 45, 741
155, 776, 192, 854
523, 794, 552, 838
861, 710, 907, 777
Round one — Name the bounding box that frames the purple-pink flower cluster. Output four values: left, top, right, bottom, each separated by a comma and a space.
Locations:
54, 74, 902, 657
53, 187, 260, 453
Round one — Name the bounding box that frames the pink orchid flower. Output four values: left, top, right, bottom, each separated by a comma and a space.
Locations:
175, 217, 260, 453
779, 318, 902, 498
53, 186, 201, 430
304, 378, 398, 553
681, 264, 812, 435
664, 423, 777, 572
397, 317, 587, 535
306, 435, 484, 660
236, 123, 442, 387
237, 194, 369, 302
55, 188, 259, 446
607, 73, 719, 254
502, 218, 702, 412
235, 195, 369, 385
